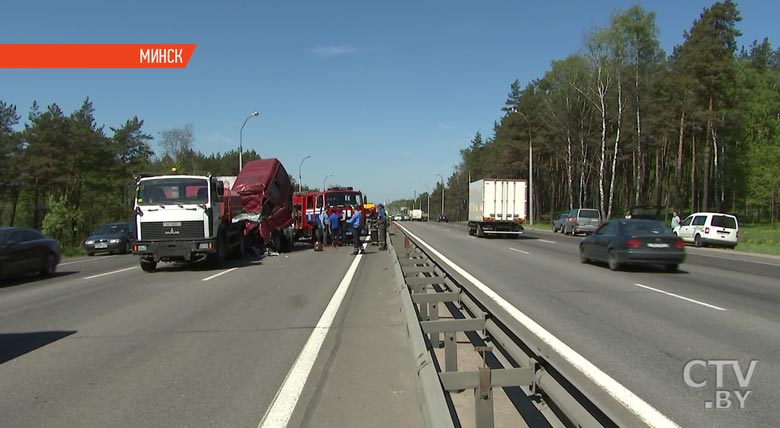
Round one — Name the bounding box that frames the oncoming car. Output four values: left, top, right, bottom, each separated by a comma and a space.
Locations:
83, 221, 133, 256
0, 227, 60, 279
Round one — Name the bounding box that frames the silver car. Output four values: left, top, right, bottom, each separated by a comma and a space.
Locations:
563, 208, 602, 236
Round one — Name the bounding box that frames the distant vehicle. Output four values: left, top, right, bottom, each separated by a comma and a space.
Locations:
0, 227, 60, 280
393, 214, 403, 221
563, 208, 601, 236
673, 212, 739, 248
83, 221, 132, 256
579, 219, 685, 272
411, 209, 423, 221
468, 178, 525, 238
552, 212, 568, 233
402, 215, 411, 221
437, 213, 448, 222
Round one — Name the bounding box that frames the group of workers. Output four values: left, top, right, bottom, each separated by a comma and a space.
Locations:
314, 204, 387, 255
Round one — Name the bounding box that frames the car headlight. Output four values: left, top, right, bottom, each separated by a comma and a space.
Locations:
84, 240, 94, 245
109, 239, 121, 244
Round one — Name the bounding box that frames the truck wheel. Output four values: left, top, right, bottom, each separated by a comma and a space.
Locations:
476, 224, 485, 238
231, 233, 246, 259
209, 235, 227, 267
694, 234, 703, 247
140, 259, 157, 272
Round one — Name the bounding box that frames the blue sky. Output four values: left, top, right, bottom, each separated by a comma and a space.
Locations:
2, 0, 778, 204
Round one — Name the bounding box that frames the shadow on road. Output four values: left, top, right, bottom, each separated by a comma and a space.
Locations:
0, 270, 79, 289
0, 331, 77, 364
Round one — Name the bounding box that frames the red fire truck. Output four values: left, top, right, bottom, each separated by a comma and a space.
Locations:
323, 186, 366, 237
292, 191, 318, 242
292, 186, 367, 242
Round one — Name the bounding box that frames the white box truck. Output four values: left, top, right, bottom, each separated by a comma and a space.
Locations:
468, 179, 526, 237
411, 209, 424, 221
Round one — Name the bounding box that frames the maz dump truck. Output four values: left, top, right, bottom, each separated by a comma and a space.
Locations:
132, 159, 294, 272
467, 178, 526, 238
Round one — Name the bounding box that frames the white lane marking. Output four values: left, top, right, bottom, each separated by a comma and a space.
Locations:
202, 268, 238, 282
257, 248, 364, 428
83, 266, 137, 279
60, 255, 118, 266
539, 239, 557, 244
510, 248, 530, 255
396, 223, 680, 428
633, 283, 726, 311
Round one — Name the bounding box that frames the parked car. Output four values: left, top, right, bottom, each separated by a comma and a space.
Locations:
392, 214, 403, 221
552, 212, 568, 233
673, 212, 739, 248
580, 219, 685, 272
437, 213, 448, 222
0, 227, 60, 280
402, 215, 411, 221
563, 208, 602, 236
83, 221, 133, 256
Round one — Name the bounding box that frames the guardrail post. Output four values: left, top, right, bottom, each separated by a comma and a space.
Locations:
475, 346, 494, 428
444, 331, 457, 372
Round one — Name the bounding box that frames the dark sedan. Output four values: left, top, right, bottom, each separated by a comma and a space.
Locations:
437, 213, 448, 222
0, 227, 60, 280
579, 219, 685, 272
83, 221, 132, 256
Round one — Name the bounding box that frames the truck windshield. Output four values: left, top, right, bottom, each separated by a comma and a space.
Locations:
136, 178, 209, 205
326, 191, 362, 207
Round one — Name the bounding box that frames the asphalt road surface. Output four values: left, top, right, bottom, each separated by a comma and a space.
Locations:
0, 242, 421, 428
396, 220, 780, 428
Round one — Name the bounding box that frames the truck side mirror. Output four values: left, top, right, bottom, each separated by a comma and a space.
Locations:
216, 181, 225, 196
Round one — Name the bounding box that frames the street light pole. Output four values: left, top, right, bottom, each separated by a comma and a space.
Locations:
323, 173, 333, 191
239, 111, 259, 172
513, 109, 533, 226
298, 154, 311, 193
436, 173, 445, 216
424, 183, 431, 221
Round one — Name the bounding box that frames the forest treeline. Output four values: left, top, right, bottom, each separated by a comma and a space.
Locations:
405, 1, 779, 226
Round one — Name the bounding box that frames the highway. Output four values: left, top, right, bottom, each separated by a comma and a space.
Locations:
397, 220, 780, 428
3, 221, 779, 428
0, 244, 422, 428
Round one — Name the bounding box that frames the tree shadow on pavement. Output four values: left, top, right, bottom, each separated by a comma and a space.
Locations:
0, 331, 77, 364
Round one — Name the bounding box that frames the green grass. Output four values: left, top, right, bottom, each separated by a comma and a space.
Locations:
735, 224, 780, 255
61, 246, 87, 258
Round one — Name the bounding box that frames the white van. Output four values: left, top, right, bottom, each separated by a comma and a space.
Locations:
674, 212, 739, 248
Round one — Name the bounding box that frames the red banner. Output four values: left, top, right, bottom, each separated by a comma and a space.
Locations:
0, 44, 197, 68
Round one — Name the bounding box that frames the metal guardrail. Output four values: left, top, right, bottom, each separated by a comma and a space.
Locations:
390, 222, 679, 428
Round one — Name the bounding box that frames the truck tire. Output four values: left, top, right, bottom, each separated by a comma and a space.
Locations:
476, 224, 485, 238
209, 234, 227, 267
282, 228, 294, 253
467, 223, 475, 236
140, 258, 157, 272
230, 233, 246, 259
